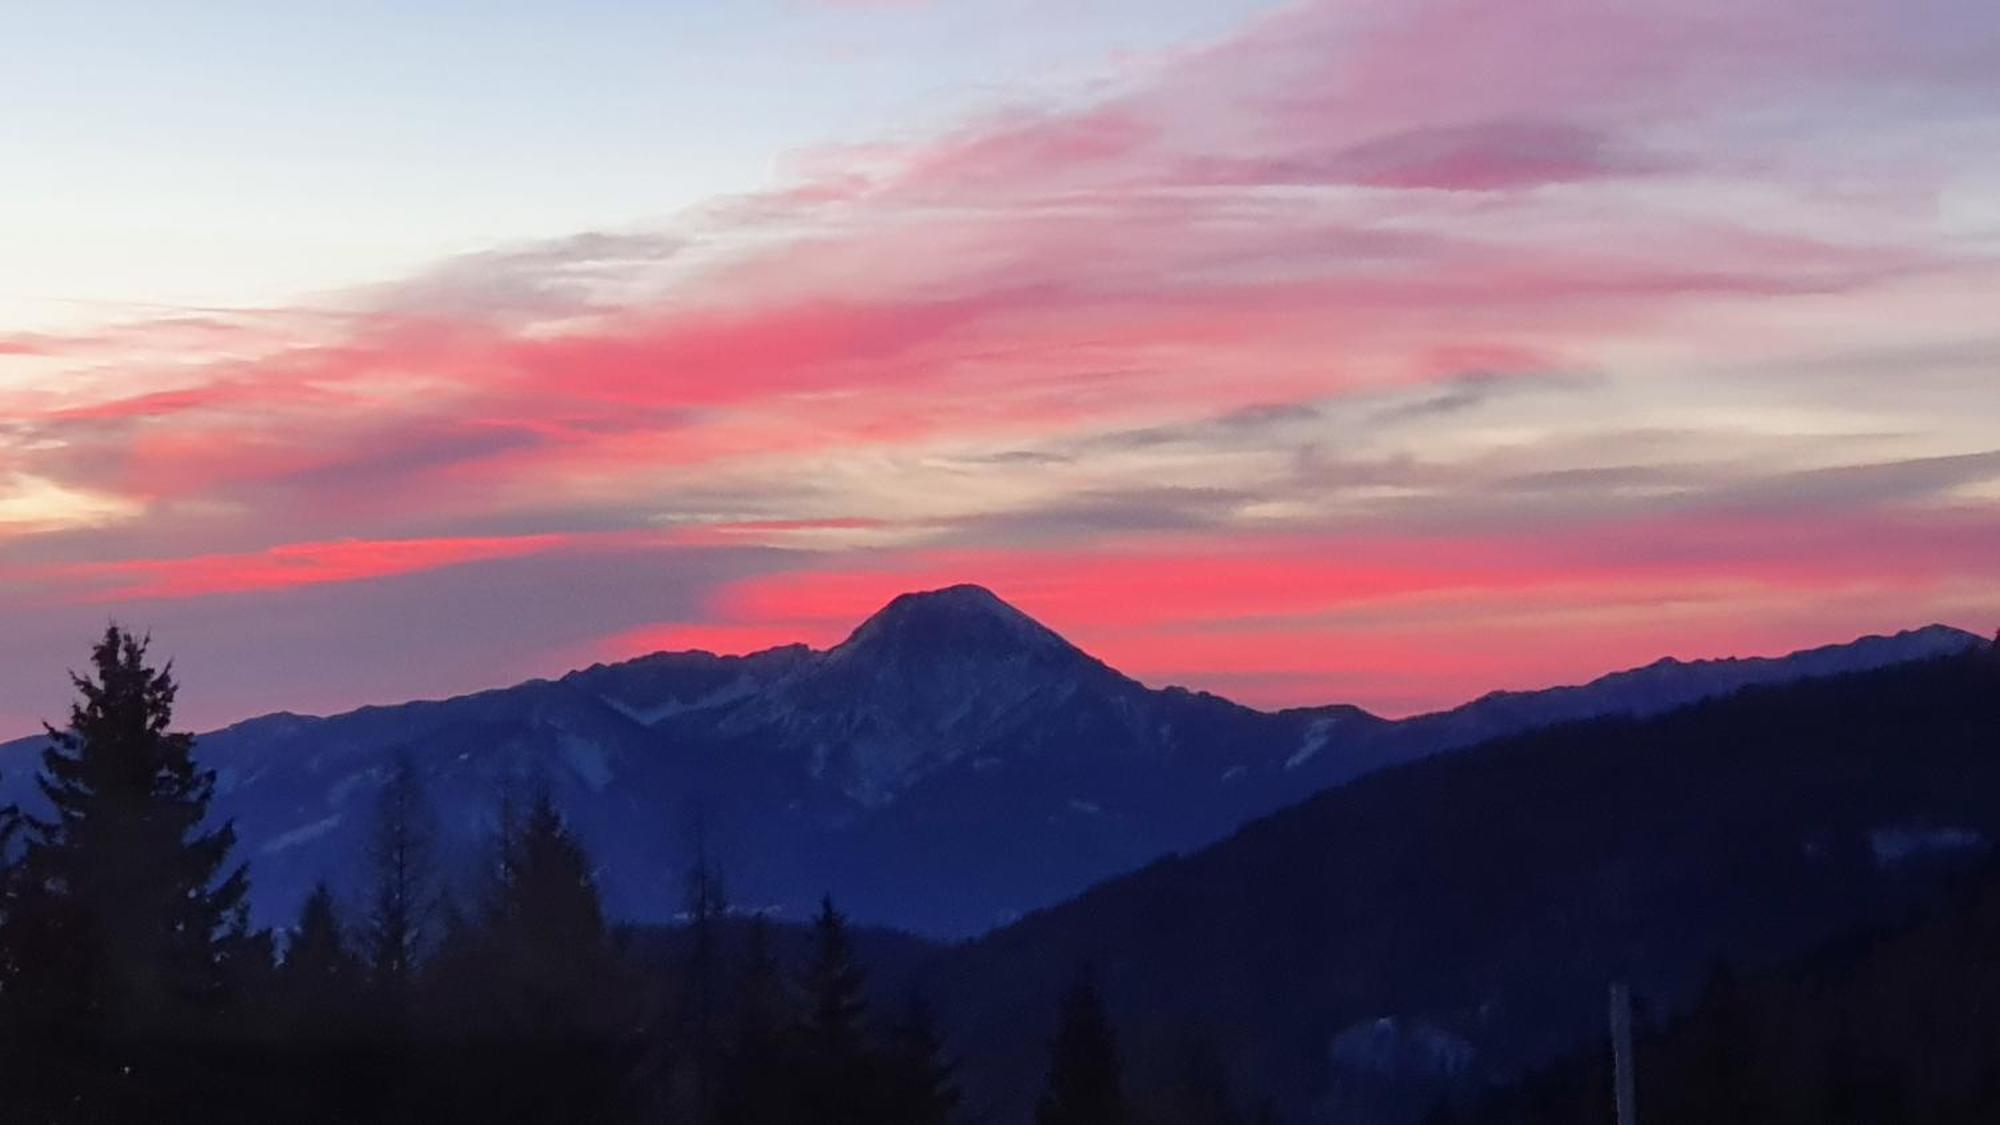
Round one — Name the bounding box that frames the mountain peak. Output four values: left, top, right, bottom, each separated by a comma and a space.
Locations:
760, 586, 1109, 808
890, 583, 1019, 615
832, 584, 1077, 664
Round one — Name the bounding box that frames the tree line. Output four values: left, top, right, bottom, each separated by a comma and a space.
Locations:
1435, 864, 2000, 1125
0, 625, 1264, 1124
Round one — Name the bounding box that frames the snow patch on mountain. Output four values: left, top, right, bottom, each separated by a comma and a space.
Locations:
326, 769, 377, 809
261, 814, 342, 855
1287, 716, 1340, 770
597, 675, 759, 725
213, 763, 271, 797
1870, 824, 1988, 866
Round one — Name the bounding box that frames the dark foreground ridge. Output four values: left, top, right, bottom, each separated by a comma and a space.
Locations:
922, 644, 2000, 1122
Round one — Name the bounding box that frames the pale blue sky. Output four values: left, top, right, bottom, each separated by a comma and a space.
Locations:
1, 0, 1281, 325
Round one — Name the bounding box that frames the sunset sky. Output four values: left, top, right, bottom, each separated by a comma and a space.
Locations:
3, 0, 1996, 734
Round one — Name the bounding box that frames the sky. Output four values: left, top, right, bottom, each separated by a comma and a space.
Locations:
2, 0, 1997, 734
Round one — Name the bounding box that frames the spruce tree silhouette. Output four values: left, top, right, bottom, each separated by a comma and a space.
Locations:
1, 626, 251, 1114
274, 880, 371, 1118
1036, 970, 1127, 1125
278, 881, 362, 1032
797, 895, 875, 1125
362, 749, 435, 1026
718, 914, 798, 1125
491, 791, 619, 1015
480, 789, 632, 1124
680, 834, 729, 1122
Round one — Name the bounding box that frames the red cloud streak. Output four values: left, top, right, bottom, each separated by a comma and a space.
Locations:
62, 534, 586, 601
2, 0, 1994, 723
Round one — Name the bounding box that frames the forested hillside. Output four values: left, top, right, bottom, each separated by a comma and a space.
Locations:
920, 645, 2000, 1122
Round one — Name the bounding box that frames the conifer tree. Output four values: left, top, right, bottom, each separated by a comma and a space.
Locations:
279, 881, 362, 1033
1036, 970, 1127, 1125
362, 749, 436, 1020
797, 895, 875, 1124
681, 831, 729, 1121
0, 627, 251, 1117
269, 881, 374, 1119
5, 626, 250, 1041
489, 791, 618, 1016
482, 790, 631, 1123
417, 896, 485, 1025
718, 915, 797, 1125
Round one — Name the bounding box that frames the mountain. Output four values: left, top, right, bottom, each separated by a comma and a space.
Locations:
919, 646, 2000, 1123
1382, 622, 1984, 748
0, 586, 1981, 936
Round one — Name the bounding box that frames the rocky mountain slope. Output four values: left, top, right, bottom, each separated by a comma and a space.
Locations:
0, 585, 1979, 936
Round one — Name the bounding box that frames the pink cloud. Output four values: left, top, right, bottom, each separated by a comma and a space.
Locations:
61, 534, 588, 601
1319, 120, 1654, 191
2, 0, 1993, 723
10, 0, 1958, 524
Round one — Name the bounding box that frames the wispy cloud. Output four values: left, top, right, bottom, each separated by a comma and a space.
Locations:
1, 0, 1995, 725
60, 534, 588, 601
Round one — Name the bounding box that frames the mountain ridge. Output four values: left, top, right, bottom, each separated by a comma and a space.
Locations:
0, 585, 1983, 936
116, 593, 1977, 738
921, 644, 2000, 1123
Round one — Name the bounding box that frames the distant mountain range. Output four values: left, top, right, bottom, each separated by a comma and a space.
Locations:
921, 646, 2000, 1123
0, 585, 1982, 936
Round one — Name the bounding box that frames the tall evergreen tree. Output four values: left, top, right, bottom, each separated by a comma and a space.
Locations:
416, 895, 485, 1026
481, 789, 632, 1124
271, 881, 375, 1120
0, 627, 251, 1118
718, 915, 797, 1125
362, 749, 436, 1019
680, 829, 730, 1122
488, 791, 620, 1017
797, 895, 875, 1125
278, 881, 362, 1033
1036, 970, 1127, 1125
5, 626, 249, 1040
